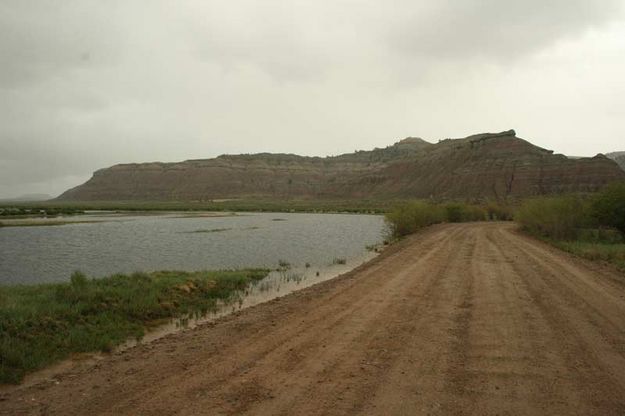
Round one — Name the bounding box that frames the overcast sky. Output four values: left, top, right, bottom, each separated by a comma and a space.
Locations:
1, 1, 625, 198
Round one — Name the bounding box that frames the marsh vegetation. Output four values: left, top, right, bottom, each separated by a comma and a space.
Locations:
0, 269, 269, 383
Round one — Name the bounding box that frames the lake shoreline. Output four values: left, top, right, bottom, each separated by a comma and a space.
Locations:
0, 248, 382, 386
0, 269, 271, 383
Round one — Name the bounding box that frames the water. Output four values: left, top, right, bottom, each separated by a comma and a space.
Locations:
120, 258, 373, 350
0, 212, 386, 285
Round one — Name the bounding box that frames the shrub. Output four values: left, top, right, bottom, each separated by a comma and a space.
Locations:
444, 204, 464, 223
444, 203, 487, 223
384, 202, 445, 238
483, 202, 514, 221
514, 195, 593, 240
591, 182, 625, 236
385, 201, 494, 239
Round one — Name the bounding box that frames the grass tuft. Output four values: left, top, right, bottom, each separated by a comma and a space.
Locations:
277, 260, 291, 271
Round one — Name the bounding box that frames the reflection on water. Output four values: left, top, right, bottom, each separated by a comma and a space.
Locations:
0, 212, 385, 285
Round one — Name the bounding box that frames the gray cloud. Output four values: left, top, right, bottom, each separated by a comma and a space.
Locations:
1, 1, 624, 198
390, 0, 624, 61
0, 1, 123, 88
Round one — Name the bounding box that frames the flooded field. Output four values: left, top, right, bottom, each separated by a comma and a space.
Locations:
121, 260, 373, 349
0, 212, 385, 285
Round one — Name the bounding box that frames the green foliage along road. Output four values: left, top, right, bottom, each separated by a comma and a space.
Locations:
515, 182, 625, 270
384, 201, 512, 239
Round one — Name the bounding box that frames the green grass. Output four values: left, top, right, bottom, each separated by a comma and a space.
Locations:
547, 240, 625, 271
0, 268, 269, 384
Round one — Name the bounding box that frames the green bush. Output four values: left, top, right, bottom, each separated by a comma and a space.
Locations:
444, 204, 464, 223
444, 203, 487, 223
591, 182, 625, 236
483, 202, 514, 221
384, 201, 489, 239
514, 189, 625, 270
384, 202, 445, 238
515, 185, 625, 241
514, 195, 593, 240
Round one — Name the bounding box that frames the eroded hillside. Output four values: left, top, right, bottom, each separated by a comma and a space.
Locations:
58, 130, 625, 201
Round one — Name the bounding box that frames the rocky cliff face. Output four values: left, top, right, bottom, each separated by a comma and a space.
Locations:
606, 152, 625, 172
58, 130, 625, 201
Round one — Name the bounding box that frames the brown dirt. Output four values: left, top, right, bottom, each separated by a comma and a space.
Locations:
2, 222, 625, 415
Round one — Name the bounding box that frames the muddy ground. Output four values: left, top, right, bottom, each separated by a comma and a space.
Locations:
2, 222, 625, 415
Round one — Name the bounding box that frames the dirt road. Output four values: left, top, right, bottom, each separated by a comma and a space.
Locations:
3, 223, 625, 415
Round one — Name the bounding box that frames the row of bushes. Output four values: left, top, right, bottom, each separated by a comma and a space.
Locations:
515, 182, 625, 241
384, 201, 511, 239
384, 182, 625, 242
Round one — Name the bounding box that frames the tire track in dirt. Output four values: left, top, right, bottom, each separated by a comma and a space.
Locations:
492, 227, 625, 413
248, 225, 478, 416
162, 225, 472, 416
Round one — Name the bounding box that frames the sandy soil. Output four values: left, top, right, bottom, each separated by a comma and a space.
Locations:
2, 222, 625, 415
